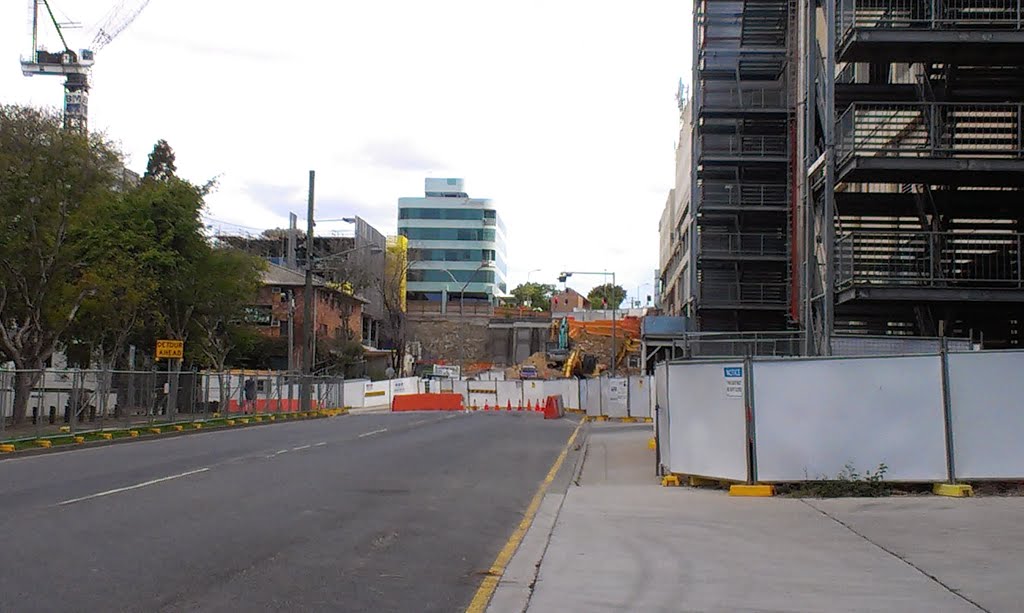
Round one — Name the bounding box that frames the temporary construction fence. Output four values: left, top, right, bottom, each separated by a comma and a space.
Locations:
654, 349, 1024, 483
445, 376, 655, 417
359, 377, 424, 409
0, 369, 354, 440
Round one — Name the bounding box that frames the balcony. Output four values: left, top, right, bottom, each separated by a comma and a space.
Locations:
698, 232, 788, 260
699, 281, 789, 308
838, 0, 1024, 62
699, 183, 789, 213
700, 86, 789, 115
835, 102, 1024, 185
700, 134, 789, 164
835, 230, 1024, 302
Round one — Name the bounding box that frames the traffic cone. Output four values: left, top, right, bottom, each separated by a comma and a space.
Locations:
507, 400, 513, 412
527, 399, 533, 411
517, 399, 523, 411
484, 401, 490, 412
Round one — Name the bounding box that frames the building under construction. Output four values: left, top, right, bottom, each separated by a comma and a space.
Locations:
802, 0, 1024, 350
661, 0, 1023, 352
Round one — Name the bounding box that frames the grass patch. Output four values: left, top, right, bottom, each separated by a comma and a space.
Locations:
778, 463, 892, 498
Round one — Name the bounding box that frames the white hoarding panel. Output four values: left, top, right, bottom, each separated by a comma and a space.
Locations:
753, 356, 947, 482
363, 380, 391, 408
496, 380, 524, 409
948, 351, 1024, 480
655, 364, 669, 469
452, 380, 469, 406
467, 380, 497, 409
601, 377, 629, 417
627, 375, 651, 418
582, 378, 603, 416
343, 380, 366, 408
548, 378, 580, 409
522, 379, 547, 408
390, 377, 419, 399
667, 362, 748, 482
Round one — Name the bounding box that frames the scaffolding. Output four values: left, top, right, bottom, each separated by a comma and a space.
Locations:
691, 0, 797, 332
802, 0, 1024, 350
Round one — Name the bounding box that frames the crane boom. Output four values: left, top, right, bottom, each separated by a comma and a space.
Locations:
90, 0, 151, 52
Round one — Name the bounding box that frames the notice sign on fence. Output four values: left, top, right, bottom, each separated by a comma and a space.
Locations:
723, 366, 743, 398
155, 340, 184, 360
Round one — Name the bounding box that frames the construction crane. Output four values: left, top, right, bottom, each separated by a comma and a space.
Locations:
20, 0, 151, 132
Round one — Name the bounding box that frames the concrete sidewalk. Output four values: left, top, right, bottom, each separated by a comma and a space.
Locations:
490, 424, 1023, 612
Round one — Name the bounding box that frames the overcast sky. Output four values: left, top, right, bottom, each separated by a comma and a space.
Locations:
2, 0, 691, 304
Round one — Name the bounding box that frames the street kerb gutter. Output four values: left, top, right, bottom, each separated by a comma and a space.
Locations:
0, 410, 347, 461
464, 418, 584, 613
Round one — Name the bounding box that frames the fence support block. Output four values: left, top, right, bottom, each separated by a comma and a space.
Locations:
933, 483, 973, 498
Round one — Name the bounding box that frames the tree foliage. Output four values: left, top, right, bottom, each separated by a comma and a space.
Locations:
586, 283, 627, 310
144, 138, 176, 181
0, 105, 122, 422
0, 109, 267, 424
508, 282, 555, 311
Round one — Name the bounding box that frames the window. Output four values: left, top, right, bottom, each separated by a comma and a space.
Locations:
401, 228, 497, 242
407, 269, 497, 284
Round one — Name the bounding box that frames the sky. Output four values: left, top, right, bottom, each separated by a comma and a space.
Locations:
2, 0, 692, 305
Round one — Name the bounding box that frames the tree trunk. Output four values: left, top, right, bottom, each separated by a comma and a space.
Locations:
12, 369, 43, 426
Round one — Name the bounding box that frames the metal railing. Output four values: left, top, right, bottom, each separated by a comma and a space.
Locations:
701, 134, 788, 157
666, 331, 804, 358
700, 281, 789, 305
835, 230, 1024, 288
702, 86, 787, 109
839, 0, 1024, 37
836, 102, 1024, 161
699, 183, 789, 209
699, 232, 788, 258
0, 369, 348, 438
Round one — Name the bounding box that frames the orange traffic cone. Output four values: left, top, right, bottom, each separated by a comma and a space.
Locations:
517, 399, 523, 411
507, 400, 513, 412
527, 399, 533, 411
484, 401, 490, 412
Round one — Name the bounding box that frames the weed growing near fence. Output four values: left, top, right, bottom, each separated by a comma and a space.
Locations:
780, 463, 891, 498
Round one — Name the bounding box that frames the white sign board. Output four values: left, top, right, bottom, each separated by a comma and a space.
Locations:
723, 366, 744, 398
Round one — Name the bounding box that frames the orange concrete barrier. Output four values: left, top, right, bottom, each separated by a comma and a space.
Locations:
392, 393, 464, 412
543, 395, 565, 420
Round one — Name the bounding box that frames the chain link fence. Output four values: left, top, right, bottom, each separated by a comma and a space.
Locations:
0, 369, 347, 441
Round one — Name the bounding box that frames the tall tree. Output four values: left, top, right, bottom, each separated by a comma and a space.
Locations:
586, 283, 627, 310
508, 282, 555, 311
144, 139, 176, 181
0, 105, 121, 424
377, 238, 411, 373
192, 247, 266, 373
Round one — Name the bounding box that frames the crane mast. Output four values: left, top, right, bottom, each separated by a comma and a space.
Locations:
20, 0, 150, 132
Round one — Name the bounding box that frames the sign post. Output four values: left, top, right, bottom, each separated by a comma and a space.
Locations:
156, 341, 184, 421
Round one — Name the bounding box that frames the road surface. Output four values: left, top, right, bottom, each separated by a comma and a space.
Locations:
0, 412, 579, 612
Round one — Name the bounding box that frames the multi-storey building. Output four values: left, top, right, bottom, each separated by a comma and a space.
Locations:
397, 178, 508, 305
659, 89, 694, 318
802, 0, 1024, 350
688, 0, 797, 332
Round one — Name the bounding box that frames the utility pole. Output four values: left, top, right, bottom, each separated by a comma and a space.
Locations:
611, 271, 617, 378
300, 170, 315, 412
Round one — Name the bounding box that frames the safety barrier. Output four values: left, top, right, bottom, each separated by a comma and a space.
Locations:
363, 377, 421, 409
392, 393, 463, 412
655, 349, 1024, 483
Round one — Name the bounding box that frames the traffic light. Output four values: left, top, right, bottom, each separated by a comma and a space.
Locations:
557, 272, 571, 283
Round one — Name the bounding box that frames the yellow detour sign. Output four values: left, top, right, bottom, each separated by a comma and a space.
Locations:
155, 340, 184, 360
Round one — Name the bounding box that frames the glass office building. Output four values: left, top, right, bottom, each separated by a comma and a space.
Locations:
397, 178, 508, 304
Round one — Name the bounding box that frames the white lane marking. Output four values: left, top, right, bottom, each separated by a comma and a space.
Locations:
314, 442, 327, 447
275, 449, 289, 455
57, 468, 210, 506
358, 428, 388, 438
409, 419, 429, 426
292, 444, 311, 451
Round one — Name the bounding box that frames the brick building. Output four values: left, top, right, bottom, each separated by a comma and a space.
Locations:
251, 264, 366, 368
551, 288, 590, 313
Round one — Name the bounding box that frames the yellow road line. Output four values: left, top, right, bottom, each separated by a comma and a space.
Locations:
464, 420, 582, 613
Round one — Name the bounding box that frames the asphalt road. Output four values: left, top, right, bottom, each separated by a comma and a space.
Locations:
0, 412, 580, 612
